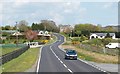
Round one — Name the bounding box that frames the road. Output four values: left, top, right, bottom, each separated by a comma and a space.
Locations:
38, 33, 109, 74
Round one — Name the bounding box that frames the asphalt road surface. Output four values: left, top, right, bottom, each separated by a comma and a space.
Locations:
38, 33, 110, 74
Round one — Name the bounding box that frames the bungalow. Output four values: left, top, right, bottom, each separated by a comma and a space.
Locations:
37, 31, 44, 36
12, 32, 23, 36
90, 33, 116, 39
10, 32, 25, 39
37, 31, 51, 40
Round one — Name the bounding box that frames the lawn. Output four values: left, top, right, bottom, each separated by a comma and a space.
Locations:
2, 48, 39, 72
3, 39, 41, 44
1, 44, 25, 56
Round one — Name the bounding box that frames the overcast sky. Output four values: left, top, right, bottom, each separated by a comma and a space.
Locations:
1, 0, 119, 27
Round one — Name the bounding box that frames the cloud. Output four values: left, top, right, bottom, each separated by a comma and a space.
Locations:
1, 2, 87, 26
49, 11, 63, 25
62, 2, 81, 13
1, 1, 117, 26
13, 0, 30, 7
103, 3, 114, 8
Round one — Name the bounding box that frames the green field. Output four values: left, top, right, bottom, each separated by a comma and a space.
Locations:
1, 44, 26, 56
1, 35, 56, 72
2, 48, 39, 72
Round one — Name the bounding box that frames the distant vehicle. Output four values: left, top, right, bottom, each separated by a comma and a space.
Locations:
65, 49, 77, 60
105, 43, 120, 49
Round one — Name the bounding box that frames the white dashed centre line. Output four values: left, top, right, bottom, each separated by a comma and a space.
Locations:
50, 46, 73, 73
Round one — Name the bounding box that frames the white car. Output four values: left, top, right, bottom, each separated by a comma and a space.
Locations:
105, 43, 120, 49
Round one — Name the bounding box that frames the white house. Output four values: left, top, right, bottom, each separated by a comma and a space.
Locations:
12, 32, 23, 36
90, 33, 116, 39
38, 31, 44, 36
37, 31, 50, 36
44, 31, 50, 36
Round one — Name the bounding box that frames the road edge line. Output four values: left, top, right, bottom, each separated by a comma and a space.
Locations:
36, 46, 43, 73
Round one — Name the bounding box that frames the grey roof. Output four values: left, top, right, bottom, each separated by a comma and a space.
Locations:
91, 33, 115, 36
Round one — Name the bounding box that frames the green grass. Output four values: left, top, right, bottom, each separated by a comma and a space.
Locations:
2, 47, 20, 56
64, 49, 95, 61
3, 39, 43, 44
2, 48, 39, 72
63, 41, 71, 45
1, 44, 26, 56
0, 48, 2, 57
1, 35, 56, 72
78, 52, 95, 61
0, 45, 1, 74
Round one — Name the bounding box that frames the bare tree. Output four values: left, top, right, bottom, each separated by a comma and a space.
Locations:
18, 20, 29, 32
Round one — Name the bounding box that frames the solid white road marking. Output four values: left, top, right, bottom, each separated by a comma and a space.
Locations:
59, 47, 108, 73
36, 46, 43, 73
50, 46, 73, 73
78, 58, 107, 73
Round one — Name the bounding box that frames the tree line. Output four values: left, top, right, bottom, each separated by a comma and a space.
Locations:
1, 20, 59, 33
64, 23, 119, 38
1, 20, 119, 37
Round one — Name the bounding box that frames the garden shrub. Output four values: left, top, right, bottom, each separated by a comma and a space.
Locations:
80, 35, 88, 42
88, 38, 103, 46
72, 38, 80, 45
101, 38, 112, 46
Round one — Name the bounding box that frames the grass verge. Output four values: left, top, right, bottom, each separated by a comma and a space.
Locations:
61, 34, 118, 63
64, 48, 95, 61
2, 34, 57, 72
1, 44, 26, 56
2, 47, 20, 56
60, 45, 118, 64
2, 48, 39, 72
77, 52, 95, 61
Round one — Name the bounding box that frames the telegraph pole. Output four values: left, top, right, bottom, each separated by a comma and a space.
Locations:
16, 22, 18, 46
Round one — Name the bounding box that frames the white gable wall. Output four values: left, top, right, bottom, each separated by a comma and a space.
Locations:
90, 33, 116, 39
112, 34, 116, 39
90, 34, 98, 39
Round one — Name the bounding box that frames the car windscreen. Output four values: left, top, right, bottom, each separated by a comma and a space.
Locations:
66, 50, 76, 55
